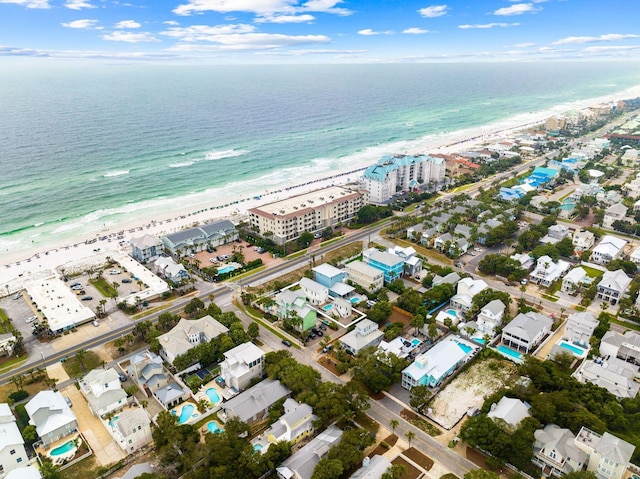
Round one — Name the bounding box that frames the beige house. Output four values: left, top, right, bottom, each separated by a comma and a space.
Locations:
110, 408, 153, 454
220, 342, 265, 392
575, 427, 635, 479
158, 315, 228, 365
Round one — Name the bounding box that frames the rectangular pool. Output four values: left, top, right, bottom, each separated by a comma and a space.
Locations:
558, 340, 587, 357
322, 304, 334, 311
349, 297, 360, 304
496, 344, 524, 362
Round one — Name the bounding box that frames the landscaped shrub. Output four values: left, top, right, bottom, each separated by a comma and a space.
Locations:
8, 390, 28, 403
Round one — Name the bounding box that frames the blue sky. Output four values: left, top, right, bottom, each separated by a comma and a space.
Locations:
1, 0, 640, 62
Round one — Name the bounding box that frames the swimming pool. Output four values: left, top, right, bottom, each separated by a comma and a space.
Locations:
496, 345, 524, 361
173, 404, 196, 424
253, 443, 263, 451
206, 388, 221, 404
218, 265, 236, 275
50, 439, 76, 456
454, 340, 473, 354
472, 338, 486, 344
411, 338, 422, 347
349, 297, 360, 304
108, 415, 119, 428
558, 340, 587, 357
445, 309, 458, 317
207, 421, 224, 434
322, 304, 334, 311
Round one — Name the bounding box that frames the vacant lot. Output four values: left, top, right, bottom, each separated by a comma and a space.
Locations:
429, 357, 517, 430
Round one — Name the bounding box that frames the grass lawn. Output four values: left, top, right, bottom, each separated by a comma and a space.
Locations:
89, 276, 118, 298
132, 305, 168, 320
542, 294, 558, 302
449, 183, 477, 193
611, 317, 640, 332
0, 354, 28, 374
582, 266, 604, 279
61, 350, 103, 379
0, 309, 12, 333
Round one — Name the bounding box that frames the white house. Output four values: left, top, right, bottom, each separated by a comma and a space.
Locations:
450, 277, 488, 312
540, 224, 571, 245
130, 234, 164, 263
629, 246, 640, 267
572, 230, 595, 251
388, 245, 423, 277
25, 391, 78, 447
511, 253, 535, 270
0, 333, 17, 357
529, 256, 570, 287
487, 397, 531, 428
591, 235, 627, 265
0, 404, 28, 477
603, 203, 628, 229
600, 330, 640, 365
276, 424, 343, 479
575, 427, 636, 479
533, 424, 587, 477
339, 319, 384, 355
346, 260, 384, 293
157, 315, 228, 365
154, 256, 189, 283
221, 379, 290, 425
561, 267, 588, 294
564, 312, 598, 347
5, 467, 41, 479
501, 312, 553, 354
575, 357, 639, 399
476, 299, 506, 336
220, 342, 265, 392
110, 408, 153, 454
79, 368, 128, 417
596, 269, 631, 305
299, 278, 329, 306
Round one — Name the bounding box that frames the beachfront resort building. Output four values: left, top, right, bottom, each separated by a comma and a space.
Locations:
220, 342, 265, 392
130, 234, 164, 263
359, 154, 446, 204
0, 404, 28, 476
158, 315, 229, 365
25, 391, 78, 447
248, 186, 367, 245
362, 247, 405, 284
162, 220, 238, 255
345, 260, 384, 292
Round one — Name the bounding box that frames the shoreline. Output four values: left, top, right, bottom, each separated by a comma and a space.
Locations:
2, 82, 640, 288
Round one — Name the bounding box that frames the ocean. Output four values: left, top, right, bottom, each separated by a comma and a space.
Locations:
2, 62, 640, 255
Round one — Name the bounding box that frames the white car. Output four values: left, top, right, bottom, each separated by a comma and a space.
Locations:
210, 258, 218, 263
474, 248, 483, 252
109, 269, 121, 275
189, 253, 196, 258
26, 315, 37, 323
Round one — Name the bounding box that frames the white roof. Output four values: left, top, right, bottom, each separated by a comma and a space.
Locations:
299, 277, 328, 295
403, 336, 469, 383
631, 246, 640, 261
593, 235, 627, 256
351, 455, 393, 479
598, 269, 632, 293
0, 417, 24, 452
25, 390, 76, 438
158, 315, 228, 359
223, 342, 264, 366
503, 312, 553, 342
130, 234, 161, 249
346, 260, 383, 278
488, 397, 530, 426
312, 263, 344, 278
5, 467, 42, 479
363, 248, 404, 267
564, 267, 587, 284
117, 254, 170, 305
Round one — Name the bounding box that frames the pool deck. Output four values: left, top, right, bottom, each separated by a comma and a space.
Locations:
170, 399, 201, 425
535, 321, 566, 361
195, 380, 226, 407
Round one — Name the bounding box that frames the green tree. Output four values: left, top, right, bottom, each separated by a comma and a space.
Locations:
428, 322, 438, 340
389, 419, 399, 435
247, 322, 260, 340
297, 231, 314, 248
409, 385, 432, 414
410, 314, 425, 335
423, 283, 455, 306
555, 237, 575, 257
74, 349, 87, 371
39, 458, 61, 479
396, 289, 422, 314
368, 301, 392, 324
352, 347, 407, 394
382, 465, 407, 479
405, 430, 415, 449
311, 458, 344, 479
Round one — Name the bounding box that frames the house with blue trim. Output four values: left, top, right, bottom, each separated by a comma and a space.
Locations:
363, 248, 404, 283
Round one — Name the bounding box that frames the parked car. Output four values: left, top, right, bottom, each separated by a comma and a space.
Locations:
26, 315, 37, 323
12, 292, 22, 300
314, 232, 322, 239
93, 320, 99, 327
81, 296, 93, 301
75, 290, 86, 295
70, 282, 81, 288
109, 269, 120, 275
189, 254, 196, 259
122, 278, 132, 283
281, 339, 292, 347
322, 345, 333, 353
118, 372, 127, 382
318, 324, 327, 331
71, 284, 83, 291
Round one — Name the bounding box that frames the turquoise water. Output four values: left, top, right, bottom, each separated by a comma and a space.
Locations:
496, 345, 523, 360
455, 340, 473, 354
2, 63, 640, 255
207, 421, 224, 434
411, 338, 421, 347
206, 388, 221, 404
176, 404, 195, 424
108, 415, 119, 427
473, 338, 486, 345
253, 443, 263, 451
217, 265, 236, 275
446, 309, 459, 317
50, 440, 76, 456
349, 297, 360, 304
559, 341, 586, 356
322, 304, 334, 311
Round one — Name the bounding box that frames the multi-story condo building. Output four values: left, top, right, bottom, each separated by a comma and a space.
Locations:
248, 186, 367, 245
360, 154, 446, 204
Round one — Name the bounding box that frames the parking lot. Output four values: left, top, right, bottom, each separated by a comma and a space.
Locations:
0, 293, 39, 342
63, 268, 144, 314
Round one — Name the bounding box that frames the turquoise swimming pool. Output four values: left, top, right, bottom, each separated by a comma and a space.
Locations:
411, 338, 422, 347
446, 309, 458, 317
496, 345, 523, 361
218, 265, 236, 274
206, 388, 221, 404
50, 439, 76, 456
558, 340, 587, 357
472, 338, 486, 344
349, 297, 360, 304
108, 415, 119, 427
455, 340, 473, 354
207, 421, 224, 434
322, 304, 334, 311
253, 443, 263, 451
173, 404, 196, 424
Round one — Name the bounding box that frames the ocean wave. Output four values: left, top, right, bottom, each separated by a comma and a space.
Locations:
104, 170, 130, 177
204, 149, 249, 161
169, 161, 194, 168
34, 222, 44, 227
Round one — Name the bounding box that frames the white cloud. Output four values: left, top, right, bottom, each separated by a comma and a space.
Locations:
493, 3, 539, 16
458, 22, 519, 29
514, 42, 535, 47
161, 24, 256, 41
102, 31, 160, 43
357, 28, 392, 36
553, 33, 640, 45
166, 33, 330, 51
64, 0, 95, 9
403, 27, 429, 34
418, 5, 447, 18
173, 0, 351, 17
583, 45, 640, 53
163, 20, 180, 26
255, 14, 315, 23
0, 0, 49, 8
114, 20, 141, 29
61, 19, 100, 29
257, 48, 365, 56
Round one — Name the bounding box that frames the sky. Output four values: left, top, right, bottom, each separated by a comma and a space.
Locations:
1, 0, 640, 63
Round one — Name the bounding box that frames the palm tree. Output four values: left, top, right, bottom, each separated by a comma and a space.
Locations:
405, 431, 415, 449
137, 280, 144, 291
75, 349, 87, 371
390, 419, 399, 436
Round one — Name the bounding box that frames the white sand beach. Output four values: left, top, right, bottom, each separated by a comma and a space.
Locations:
2, 82, 640, 293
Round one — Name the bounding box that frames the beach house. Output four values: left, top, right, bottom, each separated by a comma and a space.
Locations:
220, 379, 290, 425
154, 256, 189, 284
127, 351, 188, 408
501, 312, 553, 354
0, 404, 28, 476
600, 330, 640, 365
25, 391, 78, 447
574, 427, 636, 479
312, 263, 347, 288
256, 399, 316, 453
591, 235, 627, 265
564, 312, 598, 347
130, 234, 164, 263
275, 290, 317, 332
572, 230, 595, 251
362, 248, 404, 283
476, 299, 506, 336
162, 219, 238, 255
561, 267, 589, 294
575, 357, 639, 399
388, 245, 423, 277
529, 255, 570, 287
533, 424, 587, 477
596, 270, 631, 305
603, 203, 628, 229
401, 336, 474, 389
220, 342, 265, 392
540, 224, 571, 245
110, 408, 153, 454
299, 278, 329, 306
345, 260, 384, 292
339, 319, 384, 355
276, 424, 343, 479
487, 397, 531, 429
450, 277, 488, 313
248, 186, 367, 245
79, 368, 128, 417
157, 315, 229, 365
359, 154, 445, 204
350, 455, 393, 479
